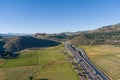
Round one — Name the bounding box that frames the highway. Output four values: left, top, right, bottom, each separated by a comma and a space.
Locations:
65, 43, 110, 80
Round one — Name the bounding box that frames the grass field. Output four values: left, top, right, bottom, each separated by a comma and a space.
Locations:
0, 45, 79, 80
80, 45, 120, 80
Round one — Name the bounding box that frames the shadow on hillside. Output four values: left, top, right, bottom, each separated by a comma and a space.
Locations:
0, 52, 20, 59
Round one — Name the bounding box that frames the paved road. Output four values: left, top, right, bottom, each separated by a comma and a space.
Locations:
65, 43, 110, 80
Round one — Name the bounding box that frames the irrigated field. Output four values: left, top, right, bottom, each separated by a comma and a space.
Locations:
80, 45, 120, 80
0, 45, 79, 80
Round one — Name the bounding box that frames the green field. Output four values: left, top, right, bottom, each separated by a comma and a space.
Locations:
80, 45, 120, 80
0, 45, 79, 80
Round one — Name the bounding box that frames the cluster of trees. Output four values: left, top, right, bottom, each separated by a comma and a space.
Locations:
34, 33, 75, 42
85, 31, 120, 45
86, 31, 120, 40
0, 51, 19, 59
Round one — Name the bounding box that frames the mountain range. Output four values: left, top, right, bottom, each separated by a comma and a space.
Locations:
0, 23, 120, 55
0, 33, 30, 37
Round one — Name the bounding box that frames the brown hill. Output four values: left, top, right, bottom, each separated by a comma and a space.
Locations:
33, 33, 74, 41
93, 23, 120, 33
71, 23, 120, 46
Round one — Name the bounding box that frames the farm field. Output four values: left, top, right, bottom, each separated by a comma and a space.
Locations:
80, 45, 120, 80
0, 45, 79, 80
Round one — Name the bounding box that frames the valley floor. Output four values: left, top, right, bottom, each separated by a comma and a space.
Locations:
0, 45, 79, 80
80, 45, 120, 80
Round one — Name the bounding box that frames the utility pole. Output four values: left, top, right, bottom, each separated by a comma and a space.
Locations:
37, 50, 39, 65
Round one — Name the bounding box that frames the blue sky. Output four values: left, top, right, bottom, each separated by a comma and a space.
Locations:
0, 0, 120, 33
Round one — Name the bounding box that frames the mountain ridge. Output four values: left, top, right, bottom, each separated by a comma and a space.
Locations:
93, 23, 120, 33
0, 36, 60, 55
70, 23, 120, 46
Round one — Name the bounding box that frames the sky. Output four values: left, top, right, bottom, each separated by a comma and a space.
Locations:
0, 0, 120, 34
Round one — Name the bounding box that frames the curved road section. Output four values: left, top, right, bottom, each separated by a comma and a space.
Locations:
65, 43, 110, 80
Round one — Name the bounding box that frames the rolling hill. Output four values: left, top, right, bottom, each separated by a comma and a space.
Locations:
71, 23, 120, 46
93, 23, 120, 33
33, 33, 75, 41
0, 36, 60, 54
3, 36, 60, 52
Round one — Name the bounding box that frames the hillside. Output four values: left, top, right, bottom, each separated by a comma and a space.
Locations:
3, 36, 60, 52
71, 23, 120, 46
0, 41, 5, 53
33, 33, 75, 41
70, 33, 102, 46
93, 23, 120, 33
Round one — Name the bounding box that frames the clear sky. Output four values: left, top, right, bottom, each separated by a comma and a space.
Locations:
0, 0, 120, 33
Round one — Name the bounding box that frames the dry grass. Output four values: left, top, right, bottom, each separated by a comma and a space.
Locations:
80, 45, 120, 80
0, 65, 40, 80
